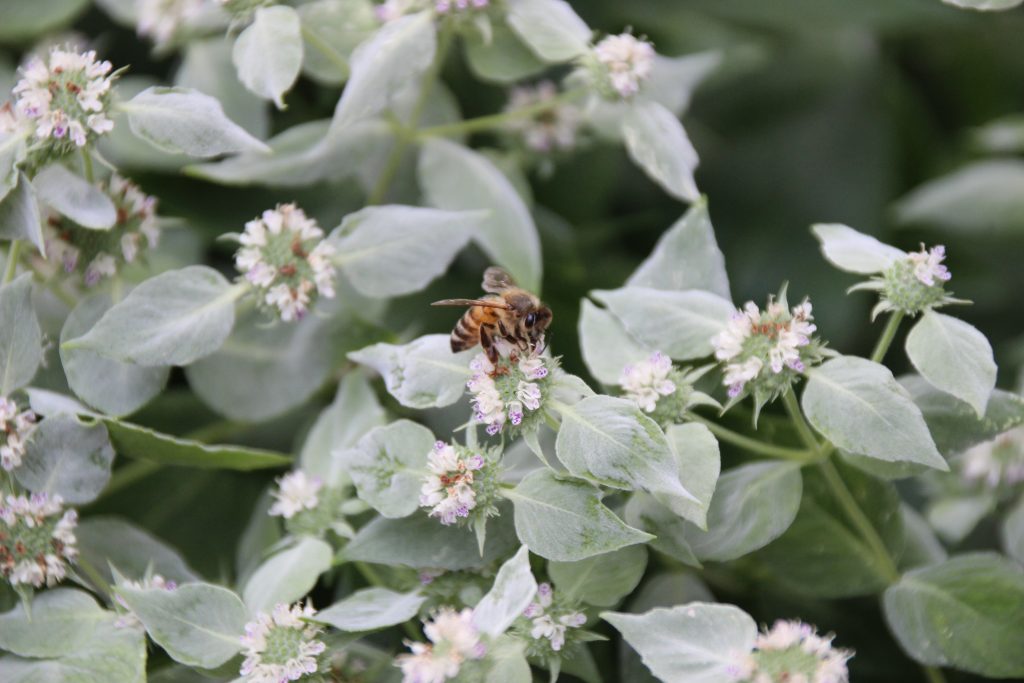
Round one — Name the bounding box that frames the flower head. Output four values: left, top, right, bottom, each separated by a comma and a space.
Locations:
0, 493, 77, 588
958, 426, 1024, 490
41, 173, 160, 286
868, 244, 957, 317
711, 292, 826, 415
240, 601, 327, 683
0, 396, 37, 471
590, 33, 655, 99
619, 354, 719, 426
115, 574, 177, 628
516, 582, 587, 656
269, 470, 323, 520
733, 620, 852, 683
396, 607, 485, 683
504, 81, 583, 156
13, 47, 116, 157
420, 441, 498, 527
466, 348, 554, 437
137, 0, 209, 48
233, 204, 337, 322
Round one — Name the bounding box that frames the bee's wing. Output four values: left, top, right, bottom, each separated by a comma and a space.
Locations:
431, 298, 511, 309
482, 266, 518, 293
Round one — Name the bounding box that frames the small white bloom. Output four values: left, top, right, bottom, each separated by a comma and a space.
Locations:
505, 81, 582, 154
240, 601, 326, 683
137, 0, 209, 47
0, 493, 78, 588
115, 574, 177, 628
521, 583, 586, 653
269, 471, 323, 519
396, 608, 485, 683
960, 427, 1024, 489
593, 33, 655, 99
619, 351, 677, 412
745, 620, 852, 683
467, 349, 552, 435
420, 442, 485, 525
907, 244, 952, 287
0, 396, 36, 471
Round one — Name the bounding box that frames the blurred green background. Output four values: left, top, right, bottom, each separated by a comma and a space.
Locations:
4, 1, 1024, 681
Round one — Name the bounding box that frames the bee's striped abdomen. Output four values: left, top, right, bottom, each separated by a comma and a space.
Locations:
450, 311, 479, 352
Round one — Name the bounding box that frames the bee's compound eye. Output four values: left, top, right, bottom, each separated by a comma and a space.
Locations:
526, 313, 536, 327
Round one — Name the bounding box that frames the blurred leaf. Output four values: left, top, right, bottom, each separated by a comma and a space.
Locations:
464, 24, 547, 83
298, 0, 378, 85
75, 517, 202, 590
317, 587, 426, 632
349, 334, 474, 410
338, 420, 434, 518
16, 414, 114, 504
242, 537, 333, 613
103, 419, 291, 470
549, 545, 648, 608
176, 38, 269, 139
577, 298, 651, 386
505, 0, 592, 62
1002, 497, 1024, 564
472, 546, 537, 637
32, 164, 115, 230
895, 160, 1024, 234
232, 5, 303, 109
899, 504, 947, 570
942, 0, 1023, 9
0, 174, 44, 256
812, 223, 904, 275
0, 274, 41, 394
0, 0, 89, 43
622, 101, 701, 203
925, 493, 995, 544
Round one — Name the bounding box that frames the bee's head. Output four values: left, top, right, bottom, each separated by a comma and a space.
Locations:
524, 305, 553, 352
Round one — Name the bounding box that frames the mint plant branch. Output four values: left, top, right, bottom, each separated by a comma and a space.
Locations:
871, 311, 905, 363
415, 88, 587, 139
2, 240, 22, 284
300, 25, 350, 80
684, 410, 816, 462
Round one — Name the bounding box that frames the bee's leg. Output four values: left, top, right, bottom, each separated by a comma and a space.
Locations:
480, 326, 499, 365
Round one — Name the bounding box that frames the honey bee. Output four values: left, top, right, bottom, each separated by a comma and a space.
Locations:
432, 266, 553, 364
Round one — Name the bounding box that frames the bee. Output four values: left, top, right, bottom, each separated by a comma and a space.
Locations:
432, 266, 553, 364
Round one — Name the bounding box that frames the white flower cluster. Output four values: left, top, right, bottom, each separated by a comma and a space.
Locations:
854, 242, 958, 318
269, 470, 323, 519
907, 244, 951, 287
115, 574, 177, 628
0, 396, 36, 471
12, 48, 115, 149
619, 351, 677, 413
960, 426, 1024, 490
44, 173, 160, 286
420, 441, 485, 525
505, 81, 582, 154
0, 493, 77, 588
234, 204, 337, 322
712, 298, 817, 399
137, 0, 208, 47
467, 350, 548, 435
240, 601, 327, 683
522, 583, 586, 652
397, 607, 485, 683
592, 33, 655, 99
435, 0, 489, 13
733, 620, 851, 683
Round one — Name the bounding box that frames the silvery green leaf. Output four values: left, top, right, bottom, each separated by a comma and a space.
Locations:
0, 172, 44, 255
464, 24, 546, 83
603, 603, 757, 683
752, 461, 904, 598
972, 114, 1024, 153
115, 582, 248, 668
339, 420, 434, 518
343, 508, 519, 569
549, 545, 647, 608
102, 419, 291, 470
839, 450, 931, 480
233, 5, 303, 109
61, 294, 169, 417
624, 493, 700, 567
505, 0, 591, 62
331, 206, 480, 298
0, 588, 111, 658
25, 388, 90, 417
301, 372, 385, 484
646, 52, 722, 117
298, 0, 377, 85
683, 461, 803, 562
330, 12, 436, 129
894, 159, 1024, 233
926, 494, 994, 544
621, 100, 700, 203
1002, 497, 1024, 564
0, 274, 41, 394
554, 396, 700, 516
900, 504, 947, 570
942, 0, 1023, 9
185, 306, 343, 422
472, 546, 537, 637
317, 587, 426, 632
419, 138, 542, 292
0, 131, 27, 204
578, 298, 651, 386
663, 423, 720, 530
504, 470, 653, 562
15, 414, 113, 504
883, 553, 1024, 677
803, 357, 948, 470
901, 375, 1024, 456
473, 636, 532, 683
121, 86, 271, 157
64, 266, 242, 367
0, 0, 89, 42
242, 537, 334, 613
75, 517, 201, 591
349, 334, 474, 409
811, 223, 905, 274
98, 77, 189, 173
31, 164, 115, 230
592, 287, 733, 361
176, 38, 269, 139
905, 311, 997, 417
627, 199, 730, 298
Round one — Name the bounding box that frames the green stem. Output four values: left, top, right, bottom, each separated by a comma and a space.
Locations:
366, 27, 453, 205
781, 389, 821, 452
871, 311, 904, 364
817, 458, 900, 583
684, 412, 815, 462
3, 240, 23, 284
76, 555, 113, 598
922, 666, 947, 683
416, 88, 585, 139
300, 25, 350, 80
80, 148, 95, 183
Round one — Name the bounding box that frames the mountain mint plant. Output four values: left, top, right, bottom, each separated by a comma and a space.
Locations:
0, 3, 1021, 683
